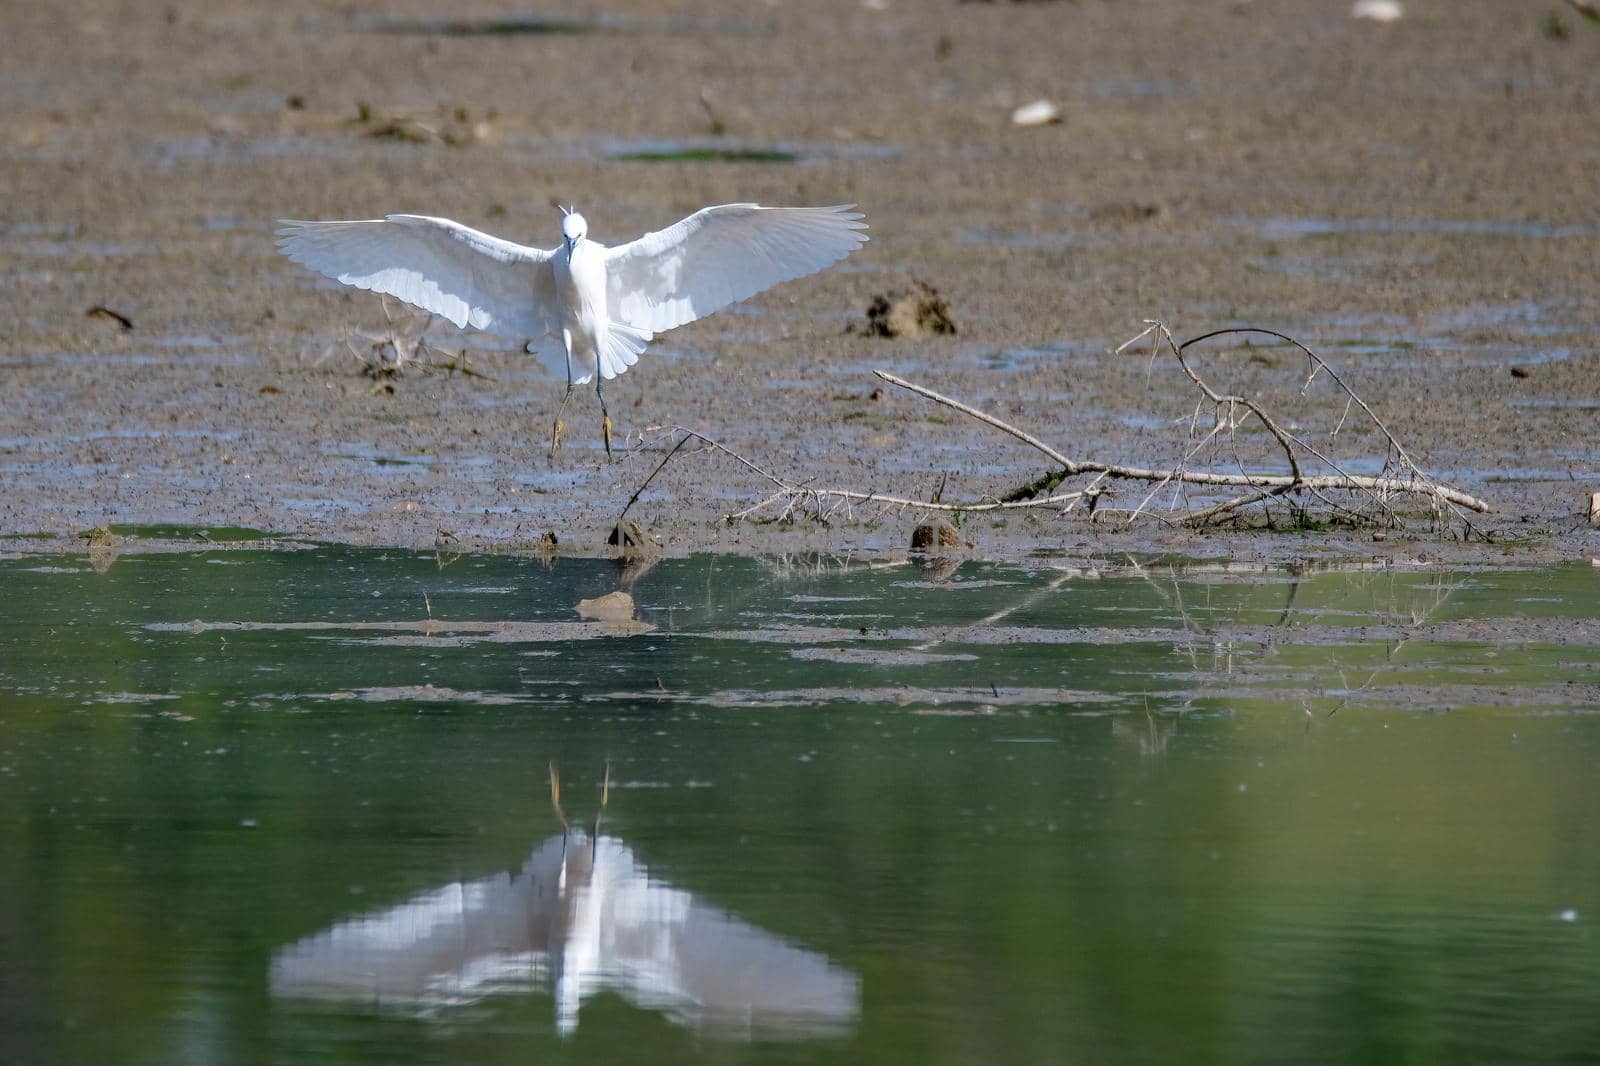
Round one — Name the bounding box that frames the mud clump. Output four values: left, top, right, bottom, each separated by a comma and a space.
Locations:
608, 519, 649, 554
354, 102, 495, 146
910, 519, 964, 553
854, 280, 958, 339
910, 519, 969, 581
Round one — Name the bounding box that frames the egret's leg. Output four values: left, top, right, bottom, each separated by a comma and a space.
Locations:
590, 761, 610, 860
596, 376, 613, 458
551, 762, 571, 889
551, 383, 574, 451
551, 333, 574, 451
549, 762, 569, 837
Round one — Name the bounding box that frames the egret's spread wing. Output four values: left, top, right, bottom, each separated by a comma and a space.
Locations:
275, 215, 558, 340
604, 204, 867, 333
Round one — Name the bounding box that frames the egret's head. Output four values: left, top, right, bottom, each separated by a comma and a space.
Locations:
561, 211, 587, 248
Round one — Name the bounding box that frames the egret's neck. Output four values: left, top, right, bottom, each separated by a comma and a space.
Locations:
566, 237, 605, 270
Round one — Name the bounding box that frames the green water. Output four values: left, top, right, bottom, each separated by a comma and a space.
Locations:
1, 547, 1598, 1064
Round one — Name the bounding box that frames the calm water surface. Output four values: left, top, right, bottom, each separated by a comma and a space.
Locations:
1, 545, 1598, 1064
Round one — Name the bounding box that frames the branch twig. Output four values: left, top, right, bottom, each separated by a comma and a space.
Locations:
616, 322, 1491, 536
875, 360, 1489, 514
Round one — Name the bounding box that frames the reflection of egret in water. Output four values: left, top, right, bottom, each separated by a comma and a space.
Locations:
269, 768, 859, 1040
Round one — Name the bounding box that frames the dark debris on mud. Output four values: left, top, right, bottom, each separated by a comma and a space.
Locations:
851, 281, 959, 340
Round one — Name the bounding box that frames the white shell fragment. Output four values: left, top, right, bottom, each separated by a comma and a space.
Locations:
1351, 0, 1404, 21
1011, 100, 1062, 127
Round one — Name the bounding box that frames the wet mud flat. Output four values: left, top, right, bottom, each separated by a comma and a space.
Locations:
1, 1, 1598, 562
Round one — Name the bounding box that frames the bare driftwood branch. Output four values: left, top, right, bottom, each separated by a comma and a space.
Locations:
618, 426, 1089, 535
874, 372, 1078, 471
878, 365, 1488, 520
617, 323, 1490, 537
879, 325, 1490, 529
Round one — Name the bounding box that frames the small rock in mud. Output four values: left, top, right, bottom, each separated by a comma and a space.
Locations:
1588, 491, 1600, 526
1351, 0, 1403, 21
576, 591, 637, 622
1010, 99, 1061, 127
853, 280, 958, 339
1510, 365, 1533, 379
910, 519, 964, 552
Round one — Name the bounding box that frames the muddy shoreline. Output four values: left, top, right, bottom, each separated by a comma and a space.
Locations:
2, 1, 1597, 564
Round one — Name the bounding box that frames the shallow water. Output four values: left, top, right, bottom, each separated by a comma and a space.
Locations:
2, 547, 1598, 1064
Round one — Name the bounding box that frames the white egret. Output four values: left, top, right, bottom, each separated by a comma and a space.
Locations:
275, 204, 869, 454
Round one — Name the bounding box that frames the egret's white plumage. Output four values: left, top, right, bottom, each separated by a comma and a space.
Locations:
277, 203, 866, 453
274, 214, 560, 340
274, 204, 868, 387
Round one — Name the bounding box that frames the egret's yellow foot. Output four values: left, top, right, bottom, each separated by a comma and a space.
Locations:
551, 418, 566, 451
602, 416, 614, 458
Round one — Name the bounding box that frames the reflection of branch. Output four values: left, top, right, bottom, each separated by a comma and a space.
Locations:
1323, 668, 1381, 718
1124, 556, 1212, 671
910, 568, 1080, 653
1274, 576, 1303, 628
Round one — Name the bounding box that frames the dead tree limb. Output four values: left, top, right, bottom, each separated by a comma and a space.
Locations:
876, 366, 1488, 516
875, 372, 1078, 471
617, 323, 1490, 536
620, 426, 1088, 532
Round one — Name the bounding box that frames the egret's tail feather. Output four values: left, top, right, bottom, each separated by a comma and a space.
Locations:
597, 322, 652, 381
